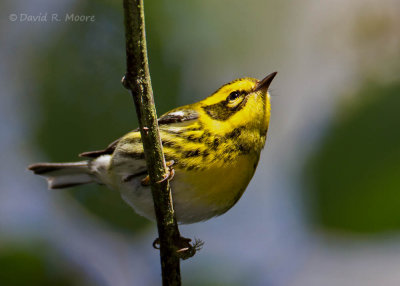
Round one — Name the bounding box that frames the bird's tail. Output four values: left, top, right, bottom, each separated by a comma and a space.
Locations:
28, 161, 93, 189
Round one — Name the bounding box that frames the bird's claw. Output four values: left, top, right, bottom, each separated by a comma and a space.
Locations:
157, 160, 175, 184
142, 160, 175, 186
152, 236, 204, 260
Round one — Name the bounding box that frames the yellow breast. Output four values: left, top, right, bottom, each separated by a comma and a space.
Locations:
167, 150, 260, 223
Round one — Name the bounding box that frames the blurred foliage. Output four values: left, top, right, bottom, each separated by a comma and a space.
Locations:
305, 80, 400, 233
0, 243, 94, 286
32, 0, 181, 233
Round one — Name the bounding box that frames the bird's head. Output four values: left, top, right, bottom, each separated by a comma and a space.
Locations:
197, 72, 277, 137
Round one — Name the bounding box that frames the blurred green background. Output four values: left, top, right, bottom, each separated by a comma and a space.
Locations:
1, 0, 399, 285
306, 81, 400, 233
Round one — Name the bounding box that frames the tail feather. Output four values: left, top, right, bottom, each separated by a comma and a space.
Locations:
28, 162, 93, 189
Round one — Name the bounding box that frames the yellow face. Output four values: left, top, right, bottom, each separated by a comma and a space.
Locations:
195, 76, 273, 137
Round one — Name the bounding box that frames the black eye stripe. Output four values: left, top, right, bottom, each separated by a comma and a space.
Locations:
202, 95, 249, 121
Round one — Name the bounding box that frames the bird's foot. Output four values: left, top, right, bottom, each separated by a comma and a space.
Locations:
152, 236, 204, 260
141, 160, 175, 186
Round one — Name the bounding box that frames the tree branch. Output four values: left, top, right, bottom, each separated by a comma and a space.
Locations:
122, 0, 181, 285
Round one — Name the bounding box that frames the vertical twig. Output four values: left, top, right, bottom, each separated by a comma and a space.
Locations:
122, 0, 181, 285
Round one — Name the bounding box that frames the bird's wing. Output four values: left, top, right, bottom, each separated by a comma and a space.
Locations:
79, 108, 199, 158
157, 108, 199, 125
79, 136, 125, 158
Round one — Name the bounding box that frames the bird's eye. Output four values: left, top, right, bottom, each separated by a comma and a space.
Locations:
227, 91, 241, 101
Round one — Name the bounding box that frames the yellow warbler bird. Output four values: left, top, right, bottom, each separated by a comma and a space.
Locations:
29, 72, 277, 224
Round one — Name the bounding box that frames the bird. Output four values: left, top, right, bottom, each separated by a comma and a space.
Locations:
28, 72, 277, 224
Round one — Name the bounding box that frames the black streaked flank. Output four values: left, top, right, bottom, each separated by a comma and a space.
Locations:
166, 128, 208, 144
225, 127, 244, 139
223, 154, 233, 162
162, 140, 176, 147
212, 138, 220, 149
183, 133, 205, 143
238, 144, 250, 153
184, 126, 203, 132
185, 149, 201, 157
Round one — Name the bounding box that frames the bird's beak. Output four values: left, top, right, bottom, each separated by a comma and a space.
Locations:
254, 71, 277, 92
